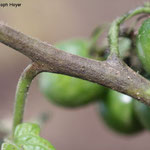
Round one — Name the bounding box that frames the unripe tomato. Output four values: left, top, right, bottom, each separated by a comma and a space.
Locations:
39, 39, 104, 107
136, 18, 150, 74
98, 90, 143, 134
134, 100, 150, 130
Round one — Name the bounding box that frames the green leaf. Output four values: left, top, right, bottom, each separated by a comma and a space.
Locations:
14, 123, 40, 137
2, 143, 18, 150
1, 123, 56, 150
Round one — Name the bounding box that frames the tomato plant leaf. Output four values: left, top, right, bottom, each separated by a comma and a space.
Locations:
1, 143, 18, 150
1, 123, 56, 150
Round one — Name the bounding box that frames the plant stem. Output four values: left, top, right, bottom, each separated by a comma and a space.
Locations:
108, 5, 150, 57
12, 63, 42, 137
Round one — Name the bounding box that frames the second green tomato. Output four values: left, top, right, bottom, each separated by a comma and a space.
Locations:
134, 100, 150, 130
99, 90, 143, 134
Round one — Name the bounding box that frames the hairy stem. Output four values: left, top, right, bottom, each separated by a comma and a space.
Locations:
12, 63, 42, 137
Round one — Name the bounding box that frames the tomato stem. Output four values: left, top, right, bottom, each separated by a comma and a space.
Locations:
12, 63, 42, 138
108, 4, 150, 57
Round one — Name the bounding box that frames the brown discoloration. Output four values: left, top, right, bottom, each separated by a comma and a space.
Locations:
0, 24, 150, 105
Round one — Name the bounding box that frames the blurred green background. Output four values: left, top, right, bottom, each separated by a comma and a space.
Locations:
0, 0, 149, 150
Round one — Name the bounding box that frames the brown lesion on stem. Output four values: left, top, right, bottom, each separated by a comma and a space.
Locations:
0, 23, 150, 105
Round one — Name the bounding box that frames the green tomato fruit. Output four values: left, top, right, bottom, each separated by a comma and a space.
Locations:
136, 18, 150, 74
39, 39, 104, 107
134, 100, 150, 130
99, 90, 143, 134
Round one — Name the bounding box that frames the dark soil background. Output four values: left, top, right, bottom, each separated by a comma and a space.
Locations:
0, 0, 149, 150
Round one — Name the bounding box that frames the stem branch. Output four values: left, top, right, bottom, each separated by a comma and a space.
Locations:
12, 63, 42, 137
108, 5, 150, 56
